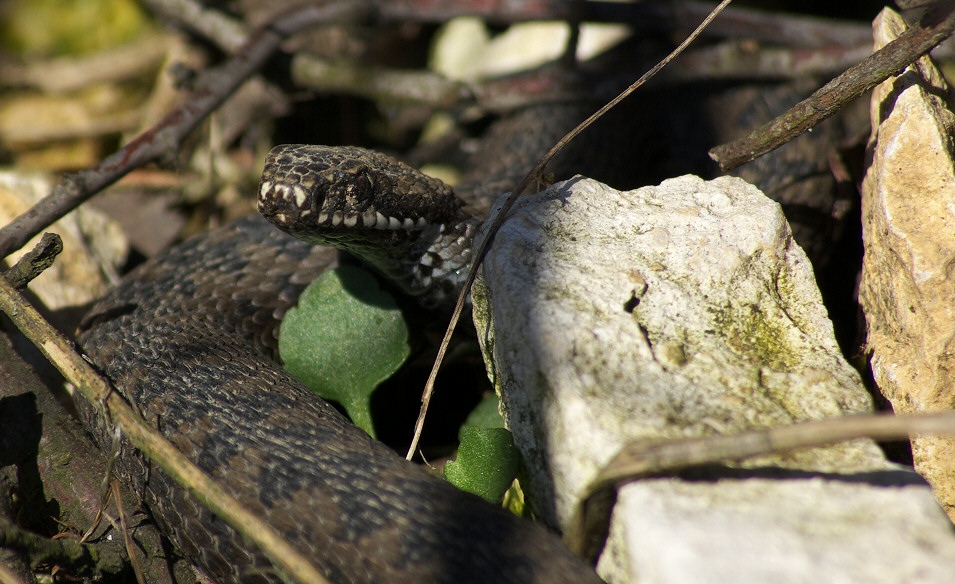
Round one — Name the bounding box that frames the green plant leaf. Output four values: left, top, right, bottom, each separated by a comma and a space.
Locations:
278, 265, 410, 438
444, 427, 520, 503
458, 393, 506, 440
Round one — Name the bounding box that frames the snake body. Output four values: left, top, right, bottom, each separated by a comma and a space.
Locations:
77, 144, 602, 584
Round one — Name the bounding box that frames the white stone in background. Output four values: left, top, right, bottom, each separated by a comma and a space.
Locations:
860, 7, 955, 522
429, 17, 630, 82
473, 175, 955, 583
0, 171, 127, 310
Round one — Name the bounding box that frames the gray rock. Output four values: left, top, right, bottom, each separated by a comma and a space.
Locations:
473, 175, 955, 583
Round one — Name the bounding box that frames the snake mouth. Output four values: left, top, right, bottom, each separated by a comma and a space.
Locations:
259, 143, 461, 233
257, 178, 430, 233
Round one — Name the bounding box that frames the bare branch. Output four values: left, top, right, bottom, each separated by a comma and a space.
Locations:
566, 411, 955, 563
144, 0, 878, 122
2, 233, 62, 289
709, 2, 955, 171
141, 0, 249, 53
0, 32, 176, 93
377, 0, 871, 49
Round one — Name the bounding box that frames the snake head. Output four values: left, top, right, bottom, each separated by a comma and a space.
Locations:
257, 144, 461, 242
258, 144, 475, 302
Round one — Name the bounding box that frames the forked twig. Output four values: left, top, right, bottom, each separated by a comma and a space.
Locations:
405, 0, 735, 460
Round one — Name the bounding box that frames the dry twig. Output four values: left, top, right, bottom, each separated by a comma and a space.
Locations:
0, 4, 383, 583
709, 1, 955, 170
146, 0, 876, 117
2, 233, 62, 290
0, 33, 175, 93
376, 0, 871, 48
565, 411, 955, 564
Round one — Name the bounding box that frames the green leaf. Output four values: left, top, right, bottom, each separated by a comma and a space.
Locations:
444, 427, 520, 503
458, 393, 506, 440
278, 265, 411, 438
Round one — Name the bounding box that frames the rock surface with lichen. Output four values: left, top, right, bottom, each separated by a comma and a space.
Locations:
473, 175, 955, 583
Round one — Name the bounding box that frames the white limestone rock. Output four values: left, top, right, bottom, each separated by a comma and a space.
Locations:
473, 175, 955, 583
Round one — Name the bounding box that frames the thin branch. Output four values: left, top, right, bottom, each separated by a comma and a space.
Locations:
0, 110, 143, 144
111, 480, 146, 584
2, 233, 62, 289
671, 39, 872, 81
145, 0, 473, 109
0, 1, 373, 260
141, 0, 249, 53
564, 411, 955, 563
290, 58, 472, 109
0, 276, 333, 584
406, 0, 735, 460
377, 0, 871, 49
709, 2, 955, 171
147, 0, 871, 51
290, 39, 876, 118
151, 0, 877, 115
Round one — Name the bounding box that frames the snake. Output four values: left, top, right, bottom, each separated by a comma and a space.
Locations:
76, 139, 605, 584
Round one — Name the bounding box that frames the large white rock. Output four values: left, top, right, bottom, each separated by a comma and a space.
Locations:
860, 7, 955, 521
473, 175, 955, 583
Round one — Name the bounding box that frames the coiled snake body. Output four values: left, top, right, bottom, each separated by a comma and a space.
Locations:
77, 144, 602, 584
